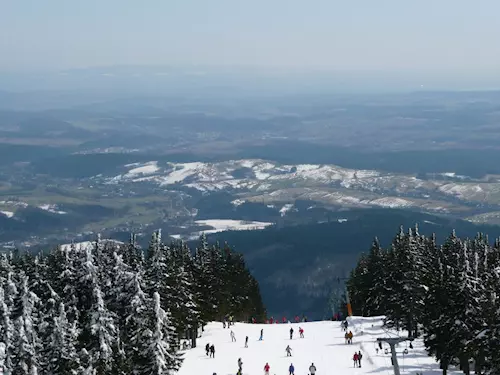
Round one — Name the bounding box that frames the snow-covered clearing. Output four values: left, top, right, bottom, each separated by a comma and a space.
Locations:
0, 210, 14, 218
125, 161, 159, 176
194, 219, 274, 234
279, 204, 294, 217
170, 219, 274, 240
179, 316, 461, 375
38, 204, 66, 214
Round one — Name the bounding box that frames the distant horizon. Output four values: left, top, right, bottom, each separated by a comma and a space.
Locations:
1, 64, 499, 94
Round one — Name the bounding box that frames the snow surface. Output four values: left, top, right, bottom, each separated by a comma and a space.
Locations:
194, 219, 274, 235
38, 204, 66, 214
179, 316, 462, 375
0, 210, 14, 218
279, 204, 294, 217
124, 161, 159, 176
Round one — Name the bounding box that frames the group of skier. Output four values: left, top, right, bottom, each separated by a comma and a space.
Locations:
263, 362, 316, 375
344, 331, 354, 344
205, 343, 215, 358
289, 327, 305, 340
353, 351, 363, 367
222, 315, 234, 329
265, 315, 308, 324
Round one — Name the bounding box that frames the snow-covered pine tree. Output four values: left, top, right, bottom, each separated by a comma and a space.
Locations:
11, 273, 41, 375
443, 239, 479, 375
0, 280, 14, 374
135, 292, 181, 375
122, 271, 152, 373
145, 230, 170, 302
167, 242, 200, 341
363, 237, 387, 316
422, 233, 457, 374
192, 234, 212, 326
382, 226, 408, 330
124, 233, 143, 273
39, 298, 80, 375
483, 238, 500, 374
88, 283, 117, 374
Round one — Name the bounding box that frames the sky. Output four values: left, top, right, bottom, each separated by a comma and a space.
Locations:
1, 0, 499, 87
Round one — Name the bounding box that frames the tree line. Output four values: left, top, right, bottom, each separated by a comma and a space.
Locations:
0, 231, 266, 375
347, 225, 500, 375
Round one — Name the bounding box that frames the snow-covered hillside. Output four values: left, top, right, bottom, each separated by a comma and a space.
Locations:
179, 316, 461, 375
99, 159, 500, 213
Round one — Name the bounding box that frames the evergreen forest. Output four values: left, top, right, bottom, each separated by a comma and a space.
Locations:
347, 226, 500, 375
0, 231, 265, 375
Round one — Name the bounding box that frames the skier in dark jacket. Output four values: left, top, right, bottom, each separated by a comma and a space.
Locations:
245, 336, 249, 347
358, 350, 363, 367
205, 343, 210, 356
209, 344, 215, 358
289, 363, 295, 375
289, 327, 294, 339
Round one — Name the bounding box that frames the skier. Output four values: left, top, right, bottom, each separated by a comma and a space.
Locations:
299, 327, 304, 338
245, 335, 249, 348
264, 362, 270, 375
358, 351, 363, 367
289, 327, 294, 340
259, 328, 263, 341
348, 331, 353, 344
230, 330, 236, 342
309, 362, 317, 375
223, 320, 226, 329
344, 332, 349, 344
238, 358, 243, 372
353, 352, 359, 367
285, 345, 292, 357
289, 363, 295, 375
209, 344, 215, 358
205, 343, 210, 356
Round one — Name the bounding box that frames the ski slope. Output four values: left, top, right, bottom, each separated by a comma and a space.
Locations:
179, 316, 462, 375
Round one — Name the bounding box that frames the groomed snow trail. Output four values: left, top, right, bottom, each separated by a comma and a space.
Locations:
179, 316, 462, 375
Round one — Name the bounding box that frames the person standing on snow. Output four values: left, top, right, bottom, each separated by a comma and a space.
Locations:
238, 358, 243, 371
299, 327, 304, 338
230, 330, 236, 342
289, 363, 295, 375
353, 352, 359, 367
285, 345, 292, 357
245, 336, 249, 348
348, 331, 353, 344
209, 344, 215, 358
259, 328, 263, 341
358, 351, 363, 367
264, 362, 270, 375
309, 363, 317, 375
289, 327, 294, 340
205, 343, 210, 356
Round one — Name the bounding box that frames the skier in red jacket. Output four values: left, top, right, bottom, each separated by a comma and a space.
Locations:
353, 352, 359, 367
264, 362, 270, 375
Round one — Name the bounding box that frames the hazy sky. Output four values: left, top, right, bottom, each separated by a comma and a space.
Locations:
2, 0, 500, 73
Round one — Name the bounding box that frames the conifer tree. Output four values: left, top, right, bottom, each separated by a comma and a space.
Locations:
11, 274, 41, 375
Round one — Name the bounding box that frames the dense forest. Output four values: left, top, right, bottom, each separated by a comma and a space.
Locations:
347, 226, 500, 375
0, 232, 265, 375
